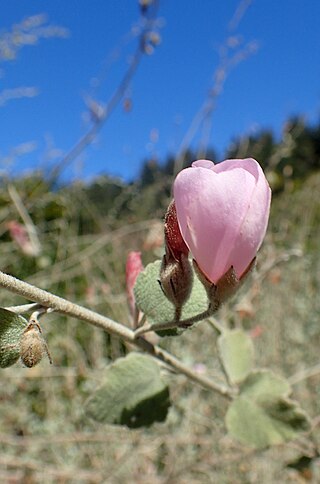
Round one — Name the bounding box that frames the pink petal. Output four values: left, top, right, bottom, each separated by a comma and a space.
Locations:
192, 159, 215, 169
173, 158, 271, 283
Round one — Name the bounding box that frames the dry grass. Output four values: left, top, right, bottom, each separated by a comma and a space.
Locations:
0, 172, 320, 483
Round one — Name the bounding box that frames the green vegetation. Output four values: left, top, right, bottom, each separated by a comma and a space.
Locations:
0, 117, 320, 482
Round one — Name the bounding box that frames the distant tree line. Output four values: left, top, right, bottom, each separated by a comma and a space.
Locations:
1, 115, 319, 235
84, 116, 320, 221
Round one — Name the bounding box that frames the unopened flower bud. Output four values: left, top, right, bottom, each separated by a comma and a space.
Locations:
164, 200, 189, 261
173, 158, 271, 284
160, 200, 193, 319
7, 220, 40, 257
159, 250, 193, 320
20, 322, 52, 368
126, 251, 144, 320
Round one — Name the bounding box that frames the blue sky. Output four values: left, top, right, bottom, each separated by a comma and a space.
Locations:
1, 0, 320, 182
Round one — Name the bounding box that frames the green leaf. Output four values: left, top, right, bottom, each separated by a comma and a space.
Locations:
85, 353, 170, 428
0, 308, 28, 368
226, 395, 311, 449
239, 369, 291, 399
134, 260, 208, 325
218, 329, 254, 384
226, 369, 311, 449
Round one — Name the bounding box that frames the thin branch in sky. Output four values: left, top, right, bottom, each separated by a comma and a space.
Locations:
0, 87, 39, 107
0, 141, 37, 175
173, 1, 258, 173
47, 0, 160, 183
0, 14, 69, 62
228, 0, 253, 32
88, 14, 162, 97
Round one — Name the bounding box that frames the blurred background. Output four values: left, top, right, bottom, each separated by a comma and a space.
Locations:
1, 1, 320, 482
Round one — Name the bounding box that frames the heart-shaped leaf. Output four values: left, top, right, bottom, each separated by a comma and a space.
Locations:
218, 329, 254, 384
239, 369, 291, 398
226, 369, 311, 449
85, 352, 170, 428
0, 308, 28, 368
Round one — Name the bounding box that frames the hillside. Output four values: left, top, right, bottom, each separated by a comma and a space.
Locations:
0, 162, 320, 482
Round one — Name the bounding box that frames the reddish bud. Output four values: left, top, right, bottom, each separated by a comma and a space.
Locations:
7, 220, 40, 257
164, 200, 189, 261
250, 325, 264, 339
159, 201, 193, 320
126, 251, 144, 318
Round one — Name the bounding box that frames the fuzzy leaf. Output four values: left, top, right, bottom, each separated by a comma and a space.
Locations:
226, 395, 311, 449
226, 369, 311, 449
134, 260, 208, 325
239, 369, 291, 398
85, 353, 170, 428
0, 308, 28, 368
218, 329, 254, 384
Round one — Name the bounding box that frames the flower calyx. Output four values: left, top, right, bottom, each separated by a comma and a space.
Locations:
159, 200, 193, 320
193, 257, 256, 310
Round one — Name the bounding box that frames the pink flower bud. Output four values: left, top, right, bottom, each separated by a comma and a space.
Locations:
7, 220, 39, 257
173, 158, 271, 284
126, 251, 144, 317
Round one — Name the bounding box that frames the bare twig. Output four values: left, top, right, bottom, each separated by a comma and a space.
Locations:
4, 302, 42, 314
0, 455, 102, 482
228, 0, 252, 31
174, 1, 257, 174
48, 2, 160, 181
29, 219, 159, 287
289, 363, 320, 386
207, 316, 225, 334
255, 249, 303, 284
0, 270, 233, 399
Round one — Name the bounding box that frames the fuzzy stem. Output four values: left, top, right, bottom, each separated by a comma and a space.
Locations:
134, 305, 216, 337
4, 303, 42, 314
0, 270, 233, 399
207, 317, 225, 334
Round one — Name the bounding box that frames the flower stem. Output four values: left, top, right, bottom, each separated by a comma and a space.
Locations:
0, 270, 233, 399
134, 305, 216, 337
